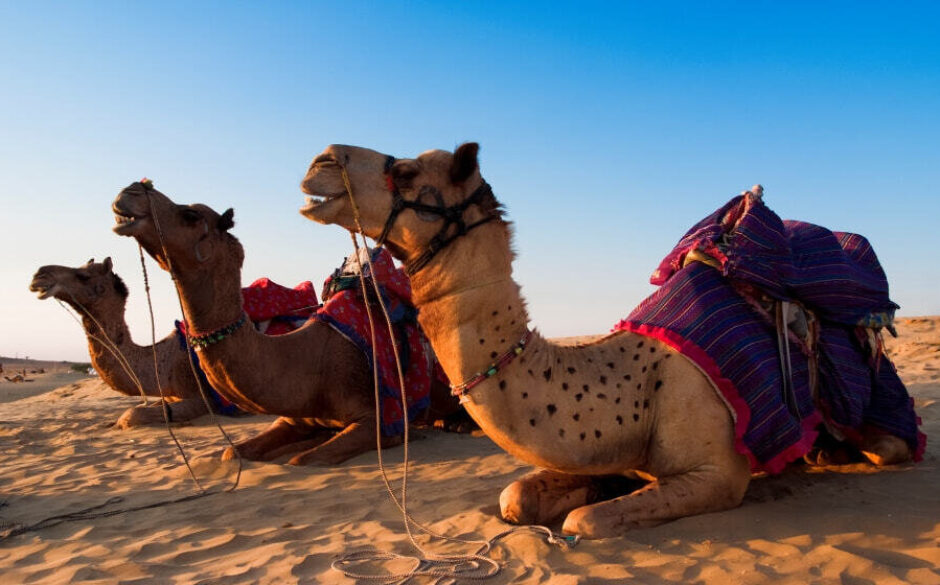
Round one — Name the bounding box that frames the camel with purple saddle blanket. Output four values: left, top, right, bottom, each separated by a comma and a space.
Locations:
300, 142, 921, 538
112, 181, 464, 465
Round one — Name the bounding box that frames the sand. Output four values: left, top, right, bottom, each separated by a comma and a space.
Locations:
0, 318, 938, 584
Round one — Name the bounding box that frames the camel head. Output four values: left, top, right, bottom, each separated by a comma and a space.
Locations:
111, 181, 241, 274
30, 257, 129, 312
300, 143, 503, 271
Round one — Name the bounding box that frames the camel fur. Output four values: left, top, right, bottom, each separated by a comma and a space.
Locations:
299, 142, 911, 537
30, 258, 216, 428
111, 183, 464, 465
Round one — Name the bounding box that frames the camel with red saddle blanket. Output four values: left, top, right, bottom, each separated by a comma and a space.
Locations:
111, 181, 465, 466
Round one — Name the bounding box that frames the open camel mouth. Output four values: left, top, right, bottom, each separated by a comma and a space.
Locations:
29, 279, 56, 300
299, 188, 348, 221
112, 204, 148, 236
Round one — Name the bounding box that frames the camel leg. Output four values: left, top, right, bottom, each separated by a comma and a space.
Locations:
560, 465, 750, 538
115, 398, 210, 429
222, 417, 329, 462
499, 470, 602, 526
288, 421, 402, 466
860, 433, 911, 466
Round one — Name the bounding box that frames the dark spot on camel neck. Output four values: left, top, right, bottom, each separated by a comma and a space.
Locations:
616, 415, 623, 425
633, 413, 640, 422
546, 404, 557, 415
655, 380, 663, 391
529, 418, 536, 427
567, 367, 576, 374
543, 368, 552, 381
499, 380, 506, 391
575, 393, 583, 402
594, 430, 602, 438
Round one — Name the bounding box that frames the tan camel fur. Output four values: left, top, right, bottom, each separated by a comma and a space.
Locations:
299, 142, 911, 537
30, 258, 213, 428
111, 182, 463, 465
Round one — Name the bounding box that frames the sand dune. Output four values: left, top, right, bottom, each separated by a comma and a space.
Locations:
1, 318, 937, 584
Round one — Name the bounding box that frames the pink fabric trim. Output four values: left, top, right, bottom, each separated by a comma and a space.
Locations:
615, 320, 822, 474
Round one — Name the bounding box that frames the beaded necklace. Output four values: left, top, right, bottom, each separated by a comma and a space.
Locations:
187, 313, 248, 350
450, 330, 532, 403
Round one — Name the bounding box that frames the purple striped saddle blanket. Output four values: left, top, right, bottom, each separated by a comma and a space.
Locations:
615, 190, 925, 473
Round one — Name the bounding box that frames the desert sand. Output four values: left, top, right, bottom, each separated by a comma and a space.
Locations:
0, 318, 937, 584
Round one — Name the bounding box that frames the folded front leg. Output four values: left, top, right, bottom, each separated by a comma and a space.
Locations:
287, 420, 403, 466
561, 462, 750, 538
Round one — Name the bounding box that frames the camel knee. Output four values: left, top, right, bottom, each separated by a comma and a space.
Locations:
499, 480, 540, 525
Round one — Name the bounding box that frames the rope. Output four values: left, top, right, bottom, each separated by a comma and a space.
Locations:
330, 165, 578, 584
142, 189, 243, 494
0, 492, 219, 542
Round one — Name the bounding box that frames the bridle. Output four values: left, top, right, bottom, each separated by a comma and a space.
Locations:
372, 155, 500, 274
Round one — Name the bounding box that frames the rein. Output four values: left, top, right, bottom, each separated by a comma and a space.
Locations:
374, 155, 500, 274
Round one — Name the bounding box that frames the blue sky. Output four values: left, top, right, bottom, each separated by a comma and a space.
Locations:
1, 2, 938, 361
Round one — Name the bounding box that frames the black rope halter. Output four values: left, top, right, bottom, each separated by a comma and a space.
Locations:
376, 155, 499, 274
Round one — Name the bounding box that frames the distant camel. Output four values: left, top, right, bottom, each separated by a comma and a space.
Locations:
31, 258, 217, 427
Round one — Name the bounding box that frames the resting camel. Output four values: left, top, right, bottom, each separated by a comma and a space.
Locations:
111, 182, 463, 465
30, 258, 214, 427
299, 142, 914, 538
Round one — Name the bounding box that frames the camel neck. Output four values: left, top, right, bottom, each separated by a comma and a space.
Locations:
173, 268, 244, 335
413, 273, 533, 389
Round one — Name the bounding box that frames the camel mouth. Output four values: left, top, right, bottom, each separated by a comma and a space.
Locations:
299, 190, 348, 221
112, 205, 148, 236
29, 279, 56, 300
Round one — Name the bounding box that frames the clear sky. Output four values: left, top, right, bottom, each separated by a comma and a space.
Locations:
1, 2, 938, 362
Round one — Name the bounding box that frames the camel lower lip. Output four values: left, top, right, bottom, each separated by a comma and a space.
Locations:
35, 289, 52, 300
112, 213, 144, 234
300, 193, 345, 218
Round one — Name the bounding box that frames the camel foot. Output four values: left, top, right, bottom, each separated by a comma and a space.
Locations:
287, 421, 400, 466
561, 465, 749, 539
860, 434, 911, 466
223, 418, 331, 462
499, 470, 603, 526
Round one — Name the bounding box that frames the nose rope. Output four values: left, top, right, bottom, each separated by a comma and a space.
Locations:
331, 164, 577, 584
141, 182, 243, 494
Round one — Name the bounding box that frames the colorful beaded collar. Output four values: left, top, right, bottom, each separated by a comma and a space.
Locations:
187, 313, 248, 350
450, 330, 532, 403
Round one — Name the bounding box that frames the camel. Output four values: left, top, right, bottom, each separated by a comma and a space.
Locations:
299, 142, 915, 538
111, 181, 464, 466
30, 258, 214, 428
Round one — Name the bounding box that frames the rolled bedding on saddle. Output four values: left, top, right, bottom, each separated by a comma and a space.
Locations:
618, 190, 924, 473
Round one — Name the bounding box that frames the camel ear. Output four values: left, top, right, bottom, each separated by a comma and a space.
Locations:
218, 208, 235, 231
449, 142, 479, 184
102, 257, 113, 272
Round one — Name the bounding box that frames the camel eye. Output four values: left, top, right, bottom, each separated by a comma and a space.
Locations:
76, 273, 91, 282
180, 208, 202, 224
391, 164, 420, 189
